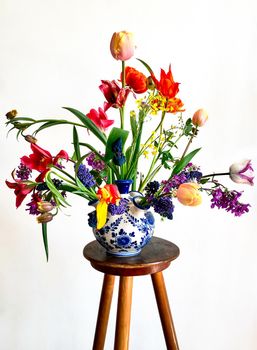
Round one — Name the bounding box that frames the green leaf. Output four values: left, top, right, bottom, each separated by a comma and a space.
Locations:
171, 148, 201, 176
63, 107, 107, 145
45, 172, 70, 206
34, 120, 71, 135
104, 127, 129, 162
73, 126, 81, 160
42, 223, 49, 262
137, 58, 154, 75
130, 114, 137, 138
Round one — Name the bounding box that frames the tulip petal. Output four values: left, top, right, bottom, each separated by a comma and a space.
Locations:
96, 200, 108, 229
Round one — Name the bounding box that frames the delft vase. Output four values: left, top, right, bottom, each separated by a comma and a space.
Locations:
88, 180, 155, 257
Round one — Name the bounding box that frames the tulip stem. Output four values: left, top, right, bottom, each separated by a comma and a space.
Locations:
202, 172, 230, 178
180, 127, 198, 159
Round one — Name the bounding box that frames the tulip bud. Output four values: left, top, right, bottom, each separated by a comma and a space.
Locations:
37, 201, 54, 213
25, 135, 37, 144
146, 76, 155, 90
6, 110, 18, 120
229, 160, 254, 186
176, 183, 202, 206
110, 31, 135, 61
192, 109, 208, 127
37, 212, 53, 224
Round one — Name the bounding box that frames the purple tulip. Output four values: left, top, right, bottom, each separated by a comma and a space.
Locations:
229, 160, 254, 186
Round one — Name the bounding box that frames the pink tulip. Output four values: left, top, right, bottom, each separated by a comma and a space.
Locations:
110, 31, 135, 61
192, 109, 208, 127
86, 103, 114, 132
176, 183, 202, 206
229, 160, 254, 186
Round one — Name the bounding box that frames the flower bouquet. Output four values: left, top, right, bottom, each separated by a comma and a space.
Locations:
5, 31, 254, 260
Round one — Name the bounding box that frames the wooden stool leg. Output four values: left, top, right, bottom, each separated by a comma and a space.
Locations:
114, 276, 133, 350
151, 272, 179, 350
92, 274, 115, 350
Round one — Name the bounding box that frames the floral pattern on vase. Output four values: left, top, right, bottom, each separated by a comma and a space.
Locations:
88, 180, 155, 256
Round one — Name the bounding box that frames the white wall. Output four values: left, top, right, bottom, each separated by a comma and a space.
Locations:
1, 0, 257, 349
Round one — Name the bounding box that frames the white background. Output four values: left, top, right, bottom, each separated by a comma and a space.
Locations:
1, 0, 257, 349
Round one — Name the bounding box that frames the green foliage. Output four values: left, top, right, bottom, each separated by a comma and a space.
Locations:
104, 127, 129, 162
171, 148, 201, 176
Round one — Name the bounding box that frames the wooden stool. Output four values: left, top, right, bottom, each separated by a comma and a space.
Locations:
83, 237, 180, 350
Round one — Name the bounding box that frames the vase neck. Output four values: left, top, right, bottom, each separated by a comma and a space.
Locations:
115, 179, 133, 194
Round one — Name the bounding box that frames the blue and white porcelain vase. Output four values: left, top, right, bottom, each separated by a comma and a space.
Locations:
88, 180, 155, 257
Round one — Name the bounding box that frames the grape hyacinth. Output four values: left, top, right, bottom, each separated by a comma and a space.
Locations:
210, 188, 250, 217
77, 164, 96, 188
36, 179, 63, 191
16, 163, 32, 180
112, 138, 126, 166
153, 196, 174, 220
108, 198, 129, 215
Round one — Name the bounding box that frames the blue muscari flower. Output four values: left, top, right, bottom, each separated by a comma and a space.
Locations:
77, 164, 96, 188
145, 181, 160, 196
108, 198, 129, 215
112, 138, 126, 166
153, 197, 174, 220
189, 171, 202, 182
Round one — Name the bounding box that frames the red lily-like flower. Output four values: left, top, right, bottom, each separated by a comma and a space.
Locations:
151, 65, 180, 99
6, 180, 34, 208
21, 143, 69, 182
99, 80, 130, 109
125, 67, 148, 94
87, 103, 114, 132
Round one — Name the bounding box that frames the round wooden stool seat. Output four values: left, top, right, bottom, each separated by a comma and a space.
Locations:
83, 237, 180, 350
83, 237, 180, 276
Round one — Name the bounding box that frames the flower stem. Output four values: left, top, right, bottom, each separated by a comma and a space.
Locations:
120, 60, 126, 129
202, 172, 230, 178
180, 127, 198, 159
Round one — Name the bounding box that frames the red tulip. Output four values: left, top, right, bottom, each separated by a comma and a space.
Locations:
99, 80, 130, 109
87, 103, 114, 131
6, 180, 34, 208
124, 67, 148, 94
21, 143, 69, 182
96, 184, 121, 229
151, 65, 180, 99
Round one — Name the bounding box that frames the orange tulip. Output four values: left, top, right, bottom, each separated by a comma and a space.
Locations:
124, 66, 148, 94
176, 183, 202, 206
110, 31, 135, 61
96, 184, 121, 229
192, 109, 208, 127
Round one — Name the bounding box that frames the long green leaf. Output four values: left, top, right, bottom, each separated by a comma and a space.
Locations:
45, 172, 70, 206
171, 148, 201, 176
73, 126, 81, 160
63, 107, 107, 145
105, 127, 129, 162
137, 58, 154, 75
42, 223, 49, 262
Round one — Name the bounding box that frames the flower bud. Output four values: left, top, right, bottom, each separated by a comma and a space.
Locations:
25, 135, 37, 144
146, 76, 155, 90
176, 183, 202, 206
192, 109, 208, 127
6, 110, 18, 120
37, 201, 54, 213
229, 159, 254, 186
37, 212, 53, 224
110, 31, 135, 61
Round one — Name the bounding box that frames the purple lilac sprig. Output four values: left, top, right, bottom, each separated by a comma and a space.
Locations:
210, 188, 250, 217
86, 152, 106, 171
